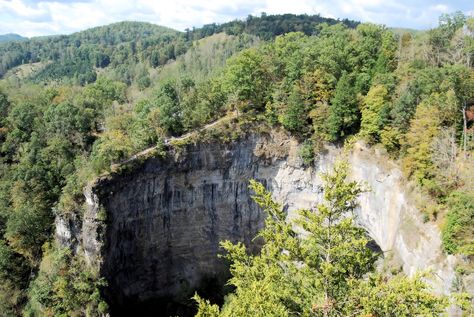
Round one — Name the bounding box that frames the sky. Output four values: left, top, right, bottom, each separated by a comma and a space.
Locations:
0, 0, 473, 37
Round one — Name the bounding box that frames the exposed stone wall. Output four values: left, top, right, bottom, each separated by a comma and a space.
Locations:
55, 132, 466, 316
94, 135, 271, 309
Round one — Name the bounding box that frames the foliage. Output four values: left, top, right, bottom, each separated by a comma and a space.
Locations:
189, 13, 358, 41
402, 99, 441, 184
224, 48, 272, 109
442, 191, 474, 256
0, 240, 30, 315
91, 129, 134, 172
299, 140, 315, 166
345, 273, 448, 316
195, 163, 448, 316
0, 11, 473, 315
25, 243, 108, 317
380, 126, 401, 153
327, 72, 360, 141
279, 85, 308, 133
0, 22, 184, 83
360, 85, 389, 143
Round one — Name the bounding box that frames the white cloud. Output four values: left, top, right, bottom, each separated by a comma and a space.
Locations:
0, 0, 471, 37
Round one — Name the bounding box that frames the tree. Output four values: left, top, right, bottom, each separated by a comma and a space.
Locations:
0, 91, 9, 127
298, 69, 336, 107
25, 244, 108, 316
0, 91, 9, 144
0, 240, 30, 315
360, 85, 389, 143
311, 23, 352, 79
402, 99, 441, 185
153, 81, 184, 136
374, 30, 398, 74
195, 163, 448, 316
442, 191, 474, 256
279, 85, 308, 133
272, 32, 307, 84
224, 48, 272, 109
1, 101, 39, 156
351, 23, 385, 75
327, 73, 360, 141
428, 12, 466, 66
90, 130, 133, 172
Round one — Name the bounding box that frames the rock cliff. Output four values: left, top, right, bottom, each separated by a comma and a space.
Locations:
55, 131, 466, 316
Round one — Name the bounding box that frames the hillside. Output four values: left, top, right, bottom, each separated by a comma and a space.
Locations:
0, 14, 358, 86
0, 33, 26, 43
190, 13, 359, 40
0, 21, 185, 84
0, 11, 473, 317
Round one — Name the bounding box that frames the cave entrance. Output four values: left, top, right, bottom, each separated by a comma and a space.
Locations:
107, 273, 233, 317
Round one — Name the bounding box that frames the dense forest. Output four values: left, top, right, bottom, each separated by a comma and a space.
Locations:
0, 14, 356, 84
0, 11, 473, 316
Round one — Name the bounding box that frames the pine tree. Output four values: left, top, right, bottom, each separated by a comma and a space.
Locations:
195, 162, 448, 316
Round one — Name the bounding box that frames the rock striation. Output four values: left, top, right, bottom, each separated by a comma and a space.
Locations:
55, 131, 467, 316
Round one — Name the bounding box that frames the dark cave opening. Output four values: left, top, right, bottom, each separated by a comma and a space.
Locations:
107, 273, 234, 317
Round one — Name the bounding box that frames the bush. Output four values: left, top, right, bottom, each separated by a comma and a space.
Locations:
25, 243, 108, 316
91, 130, 134, 172
442, 191, 474, 256
137, 75, 151, 90
299, 140, 315, 166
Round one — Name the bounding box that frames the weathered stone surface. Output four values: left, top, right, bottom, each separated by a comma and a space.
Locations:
55, 132, 469, 316
95, 135, 272, 310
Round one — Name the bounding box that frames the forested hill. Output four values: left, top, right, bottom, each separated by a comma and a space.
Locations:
0, 14, 358, 84
188, 13, 359, 40
0, 21, 185, 84
0, 34, 26, 43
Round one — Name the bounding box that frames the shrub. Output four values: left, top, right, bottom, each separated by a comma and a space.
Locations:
299, 140, 315, 166
442, 191, 474, 256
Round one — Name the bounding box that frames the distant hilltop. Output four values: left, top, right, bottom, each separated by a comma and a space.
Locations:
0, 33, 27, 43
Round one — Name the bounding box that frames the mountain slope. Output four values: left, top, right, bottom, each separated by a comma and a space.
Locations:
0, 33, 26, 43
0, 21, 185, 83
0, 14, 359, 84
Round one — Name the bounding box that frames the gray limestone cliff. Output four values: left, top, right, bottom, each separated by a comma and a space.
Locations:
55, 131, 469, 316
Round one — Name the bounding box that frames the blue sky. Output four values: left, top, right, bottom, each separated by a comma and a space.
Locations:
0, 0, 473, 37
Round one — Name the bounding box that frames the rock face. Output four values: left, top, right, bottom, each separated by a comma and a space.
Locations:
91, 135, 273, 315
55, 131, 466, 316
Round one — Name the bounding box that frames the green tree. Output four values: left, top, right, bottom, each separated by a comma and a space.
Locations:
90, 130, 133, 172
6, 182, 53, 263
442, 191, 474, 256
351, 23, 385, 75
1, 101, 40, 157
271, 32, 307, 84
327, 73, 360, 141
195, 163, 448, 316
402, 95, 442, 185
154, 81, 184, 136
311, 23, 352, 79
25, 244, 108, 317
80, 77, 127, 115
373, 30, 398, 74
0, 240, 30, 315
279, 85, 308, 133
0, 91, 9, 127
224, 48, 272, 109
360, 85, 389, 143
